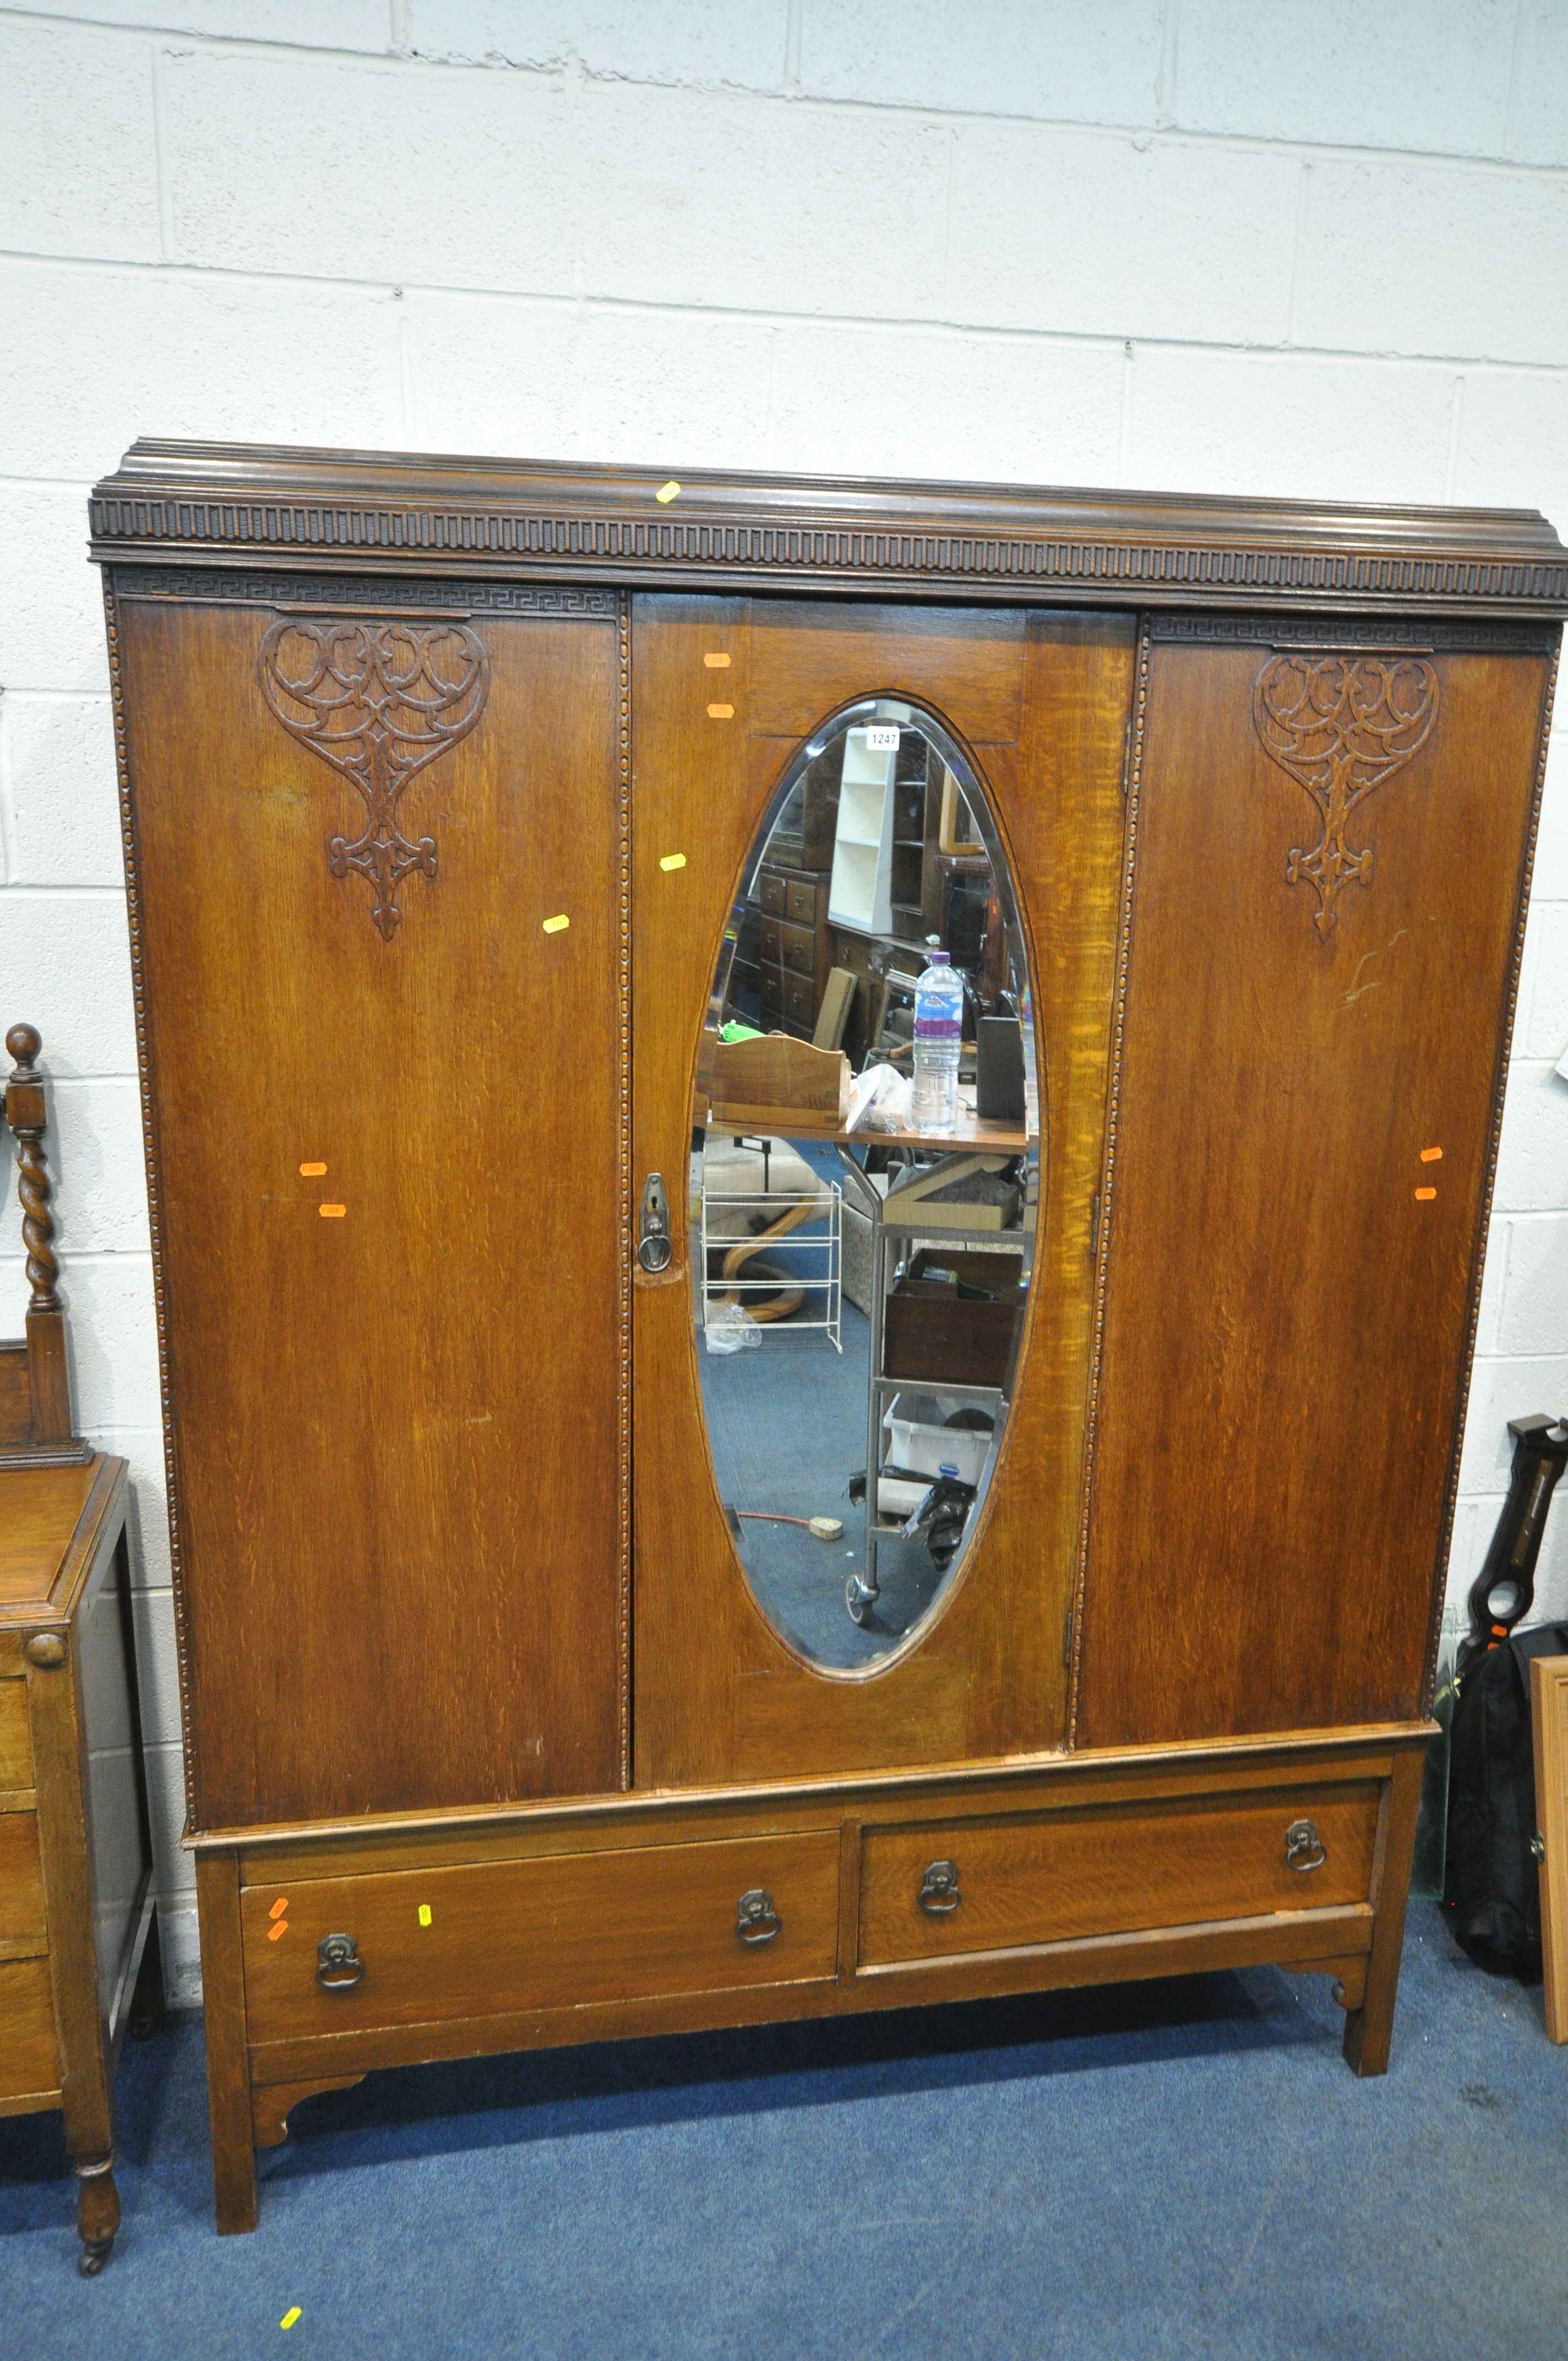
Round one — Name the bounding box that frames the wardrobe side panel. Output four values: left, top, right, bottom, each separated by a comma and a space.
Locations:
114, 591, 627, 1826
1076, 636, 1555, 1747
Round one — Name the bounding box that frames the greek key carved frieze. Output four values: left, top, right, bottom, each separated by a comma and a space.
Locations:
1254, 653, 1439, 939
258, 617, 489, 939
1150, 614, 1556, 657
115, 565, 617, 616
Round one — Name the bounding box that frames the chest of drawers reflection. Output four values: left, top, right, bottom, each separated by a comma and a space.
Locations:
90, 442, 1565, 2230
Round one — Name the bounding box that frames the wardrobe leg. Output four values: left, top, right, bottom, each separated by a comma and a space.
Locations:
74, 2158, 120, 2275
195, 1848, 259, 2233
1342, 1747, 1424, 2079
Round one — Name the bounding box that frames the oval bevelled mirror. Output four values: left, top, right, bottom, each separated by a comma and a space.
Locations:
692, 699, 1040, 1671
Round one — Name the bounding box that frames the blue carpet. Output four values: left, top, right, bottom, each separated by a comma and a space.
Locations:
697, 1135, 961, 1668
3, 1904, 1566, 2357
698, 1298, 949, 1670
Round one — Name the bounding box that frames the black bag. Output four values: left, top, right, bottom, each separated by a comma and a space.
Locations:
1442, 1619, 1568, 1978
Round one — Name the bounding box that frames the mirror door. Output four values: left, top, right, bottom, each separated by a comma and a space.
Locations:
630, 595, 1135, 1790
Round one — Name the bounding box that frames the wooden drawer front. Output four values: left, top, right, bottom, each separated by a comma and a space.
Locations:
858, 1785, 1380, 1966
759, 966, 786, 1020
0, 1677, 31, 1792
0, 1957, 59, 2099
0, 1810, 50, 1955
243, 1829, 842, 2044
758, 918, 784, 967
783, 974, 814, 1027
785, 878, 820, 928
780, 919, 817, 979
757, 871, 786, 918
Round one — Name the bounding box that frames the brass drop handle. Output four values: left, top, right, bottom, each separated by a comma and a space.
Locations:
1284, 1819, 1327, 1873
736, 1889, 780, 1944
918, 1859, 961, 1914
316, 1932, 365, 1990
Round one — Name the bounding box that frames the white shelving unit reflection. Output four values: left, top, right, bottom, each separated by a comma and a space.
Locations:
828, 726, 896, 936
699, 1171, 843, 1352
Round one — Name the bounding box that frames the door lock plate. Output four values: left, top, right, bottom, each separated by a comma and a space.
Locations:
638, 1172, 673, 1274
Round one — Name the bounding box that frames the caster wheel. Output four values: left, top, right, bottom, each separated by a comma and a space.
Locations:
78, 2240, 113, 2277
846, 1574, 876, 1626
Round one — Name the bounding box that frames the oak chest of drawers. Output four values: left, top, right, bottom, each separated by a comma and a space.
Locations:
755, 861, 834, 1038
1, 1456, 157, 2272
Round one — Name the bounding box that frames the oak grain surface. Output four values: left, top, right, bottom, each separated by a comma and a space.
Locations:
631, 596, 1131, 1788
0, 1465, 97, 1607
195, 1848, 256, 2234
0, 1679, 31, 1792
0, 1810, 49, 1951
0, 1958, 59, 2099
858, 1782, 1380, 1963
241, 1827, 841, 2044
1077, 643, 1554, 1747
117, 597, 627, 1826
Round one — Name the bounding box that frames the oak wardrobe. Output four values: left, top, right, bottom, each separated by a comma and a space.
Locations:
90, 442, 1565, 2230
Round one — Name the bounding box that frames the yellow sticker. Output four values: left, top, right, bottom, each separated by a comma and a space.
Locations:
703, 652, 731, 669
707, 703, 735, 720
659, 853, 687, 872
418, 1903, 432, 1927
542, 913, 570, 935
280, 2309, 302, 2332
299, 1161, 327, 1178
319, 1203, 346, 1218
655, 480, 680, 503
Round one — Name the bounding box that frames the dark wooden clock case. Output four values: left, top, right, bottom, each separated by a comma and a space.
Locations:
88, 443, 1566, 2231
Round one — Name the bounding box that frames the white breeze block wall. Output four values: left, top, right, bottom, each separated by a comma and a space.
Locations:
2, 1, 1566, 2003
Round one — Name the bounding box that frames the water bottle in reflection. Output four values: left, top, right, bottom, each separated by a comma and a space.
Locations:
911, 940, 963, 1133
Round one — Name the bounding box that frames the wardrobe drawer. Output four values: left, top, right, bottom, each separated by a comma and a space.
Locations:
0, 1677, 31, 1791
780, 920, 816, 979
0, 1809, 50, 1954
858, 1784, 1380, 1966
759, 966, 786, 1020
242, 1829, 842, 2043
758, 918, 783, 967
757, 871, 786, 918
785, 878, 820, 927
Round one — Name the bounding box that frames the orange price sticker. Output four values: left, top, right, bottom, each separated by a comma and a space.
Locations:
268, 1919, 288, 1942
1415, 1186, 1437, 1202
707, 703, 735, 720
299, 1161, 327, 1178
1419, 1146, 1442, 1162
319, 1204, 347, 1219
703, 652, 732, 668
268, 1897, 288, 1921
